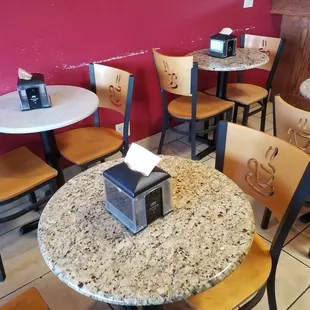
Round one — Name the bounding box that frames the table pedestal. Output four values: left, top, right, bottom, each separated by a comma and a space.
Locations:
216, 71, 228, 99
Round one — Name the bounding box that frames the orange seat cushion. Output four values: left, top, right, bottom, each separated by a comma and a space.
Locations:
56, 127, 123, 165
0, 147, 57, 203
0, 287, 49, 310
186, 234, 271, 310
168, 91, 234, 120
205, 83, 268, 105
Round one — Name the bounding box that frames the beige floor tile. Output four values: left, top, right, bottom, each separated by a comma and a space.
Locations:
0, 272, 110, 310
251, 198, 308, 244
0, 228, 49, 298
289, 287, 310, 310
284, 226, 310, 267
236, 115, 273, 132
159, 140, 193, 159
164, 300, 193, 310
138, 129, 178, 151
64, 164, 82, 181
248, 196, 310, 245
265, 129, 274, 136
0, 207, 40, 236
178, 136, 202, 148
251, 249, 310, 310
201, 157, 216, 168
0, 197, 29, 214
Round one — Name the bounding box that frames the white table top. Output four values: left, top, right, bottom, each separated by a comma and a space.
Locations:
0, 85, 99, 134
300, 78, 310, 100
188, 48, 269, 72
38, 156, 255, 306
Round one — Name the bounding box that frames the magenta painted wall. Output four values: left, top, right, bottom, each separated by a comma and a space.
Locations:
0, 0, 281, 157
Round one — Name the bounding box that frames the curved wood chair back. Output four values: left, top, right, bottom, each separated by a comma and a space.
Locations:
275, 95, 310, 154
239, 34, 285, 91
89, 63, 134, 116
216, 122, 310, 224
152, 48, 194, 96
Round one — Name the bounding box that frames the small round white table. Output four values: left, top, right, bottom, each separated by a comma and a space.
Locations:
0, 85, 99, 187
300, 78, 310, 100
188, 48, 269, 98
38, 156, 255, 308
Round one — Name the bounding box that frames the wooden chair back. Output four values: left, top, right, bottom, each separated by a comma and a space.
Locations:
152, 48, 194, 96
89, 63, 134, 116
216, 122, 310, 224
243, 34, 282, 72
274, 95, 310, 154
239, 34, 285, 91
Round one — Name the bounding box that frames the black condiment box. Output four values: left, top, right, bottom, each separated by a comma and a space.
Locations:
103, 162, 172, 233
209, 33, 237, 58
17, 73, 51, 111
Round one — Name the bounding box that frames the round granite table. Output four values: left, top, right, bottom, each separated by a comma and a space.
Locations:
38, 156, 255, 308
188, 48, 269, 98
300, 78, 310, 100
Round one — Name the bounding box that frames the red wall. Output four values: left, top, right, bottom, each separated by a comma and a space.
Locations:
0, 0, 281, 157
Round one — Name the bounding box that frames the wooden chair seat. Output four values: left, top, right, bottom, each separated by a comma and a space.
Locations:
186, 234, 271, 310
0, 147, 57, 203
205, 84, 268, 106
0, 288, 49, 310
56, 127, 123, 165
168, 91, 234, 120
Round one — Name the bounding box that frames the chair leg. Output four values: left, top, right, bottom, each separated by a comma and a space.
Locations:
28, 192, 37, 204
267, 270, 277, 310
0, 254, 6, 282
158, 125, 167, 155
260, 100, 267, 132
261, 207, 272, 230
190, 120, 196, 160
233, 104, 239, 123
242, 106, 250, 126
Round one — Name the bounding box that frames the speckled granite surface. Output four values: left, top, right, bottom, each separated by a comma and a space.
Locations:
188, 48, 269, 71
300, 79, 310, 100
38, 156, 255, 306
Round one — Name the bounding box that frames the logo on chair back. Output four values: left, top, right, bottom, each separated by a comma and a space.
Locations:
163, 61, 178, 89
245, 146, 278, 197
287, 118, 310, 153
259, 40, 271, 57
109, 75, 122, 107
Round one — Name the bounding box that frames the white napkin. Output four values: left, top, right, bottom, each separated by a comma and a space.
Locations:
219, 27, 233, 35
18, 68, 32, 80
124, 143, 161, 177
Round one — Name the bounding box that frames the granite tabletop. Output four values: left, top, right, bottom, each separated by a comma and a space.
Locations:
300, 78, 310, 100
188, 48, 269, 71
38, 156, 255, 306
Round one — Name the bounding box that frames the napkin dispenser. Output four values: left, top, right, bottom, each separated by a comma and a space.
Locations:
17, 70, 51, 111
103, 162, 172, 234
209, 28, 237, 59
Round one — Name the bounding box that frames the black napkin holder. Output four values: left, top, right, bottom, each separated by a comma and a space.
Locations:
209, 33, 237, 58
103, 162, 172, 233
17, 73, 51, 111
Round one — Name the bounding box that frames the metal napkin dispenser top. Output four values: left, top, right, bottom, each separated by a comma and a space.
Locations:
209, 28, 237, 59
17, 72, 51, 111
103, 162, 172, 234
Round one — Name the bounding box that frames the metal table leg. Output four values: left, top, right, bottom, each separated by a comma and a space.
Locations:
20, 130, 65, 235
216, 71, 229, 99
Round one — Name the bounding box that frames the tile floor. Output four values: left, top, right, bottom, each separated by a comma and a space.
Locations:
0, 104, 309, 309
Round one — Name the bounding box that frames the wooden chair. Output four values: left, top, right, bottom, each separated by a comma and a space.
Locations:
186, 122, 310, 310
205, 34, 285, 132
152, 49, 234, 160
56, 64, 134, 170
0, 288, 49, 310
261, 95, 310, 231
0, 147, 58, 282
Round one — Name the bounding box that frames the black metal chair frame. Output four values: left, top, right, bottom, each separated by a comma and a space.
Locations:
84, 63, 134, 171
232, 35, 286, 132
216, 121, 310, 309
153, 60, 233, 161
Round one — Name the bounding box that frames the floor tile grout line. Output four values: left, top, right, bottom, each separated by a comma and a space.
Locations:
0, 270, 51, 300
281, 249, 310, 269
286, 285, 310, 310
283, 222, 310, 247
